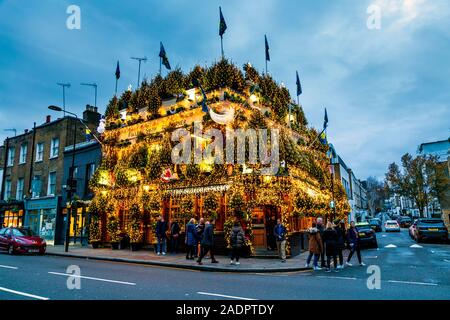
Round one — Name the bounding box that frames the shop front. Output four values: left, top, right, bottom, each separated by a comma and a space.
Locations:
0, 201, 25, 228
24, 196, 60, 245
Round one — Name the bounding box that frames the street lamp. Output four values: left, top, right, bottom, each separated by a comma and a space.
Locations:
48, 105, 78, 253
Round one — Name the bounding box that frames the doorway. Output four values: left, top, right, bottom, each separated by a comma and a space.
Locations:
252, 205, 280, 250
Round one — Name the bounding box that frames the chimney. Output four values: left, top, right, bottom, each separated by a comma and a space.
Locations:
83, 105, 101, 127
46, 115, 51, 123
24, 129, 29, 134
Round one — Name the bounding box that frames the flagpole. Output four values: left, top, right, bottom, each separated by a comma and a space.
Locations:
221, 35, 224, 60
159, 57, 162, 75
115, 78, 118, 96
265, 60, 268, 75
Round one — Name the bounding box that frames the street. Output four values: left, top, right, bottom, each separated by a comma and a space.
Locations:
1, 223, 449, 300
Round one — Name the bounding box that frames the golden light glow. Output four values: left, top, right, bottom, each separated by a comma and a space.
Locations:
101, 190, 108, 196
263, 176, 272, 184
98, 170, 110, 186
143, 185, 151, 192
250, 94, 258, 103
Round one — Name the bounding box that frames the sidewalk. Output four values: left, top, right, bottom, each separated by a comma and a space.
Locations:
45, 245, 311, 273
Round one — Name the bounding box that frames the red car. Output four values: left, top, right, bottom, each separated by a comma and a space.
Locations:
0, 227, 46, 255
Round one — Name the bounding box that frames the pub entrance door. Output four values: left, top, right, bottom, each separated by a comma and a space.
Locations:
252, 205, 280, 250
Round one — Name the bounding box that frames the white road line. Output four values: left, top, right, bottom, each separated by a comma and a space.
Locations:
48, 272, 136, 286
0, 286, 49, 300
410, 244, 423, 248
0, 265, 18, 270
387, 280, 437, 286
197, 292, 257, 300
384, 244, 397, 248
316, 276, 357, 280
444, 259, 450, 263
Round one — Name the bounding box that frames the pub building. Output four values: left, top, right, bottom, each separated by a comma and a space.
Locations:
88, 61, 350, 256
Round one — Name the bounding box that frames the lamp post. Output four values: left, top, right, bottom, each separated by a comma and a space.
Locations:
48, 105, 78, 252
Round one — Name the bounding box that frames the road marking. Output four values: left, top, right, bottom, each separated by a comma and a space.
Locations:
387, 280, 437, 286
410, 244, 423, 248
384, 244, 397, 248
197, 292, 257, 300
317, 276, 357, 280
365, 256, 378, 259
48, 272, 136, 286
0, 265, 18, 270
0, 286, 49, 300
444, 259, 450, 263
382, 235, 387, 237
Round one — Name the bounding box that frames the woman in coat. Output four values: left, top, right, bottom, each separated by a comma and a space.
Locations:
185, 218, 198, 260
305, 222, 323, 270
322, 222, 338, 272
230, 221, 245, 265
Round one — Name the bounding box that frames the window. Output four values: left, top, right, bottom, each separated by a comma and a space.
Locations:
5, 180, 12, 199
19, 144, 27, 164
36, 143, 44, 162
32, 175, 41, 198
85, 163, 96, 195
47, 172, 56, 195
50, 138, 59, 158
7, 147, 15, 166
16, 178, 24, 200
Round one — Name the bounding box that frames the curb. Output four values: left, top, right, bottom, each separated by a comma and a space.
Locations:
45, 251, 311, 273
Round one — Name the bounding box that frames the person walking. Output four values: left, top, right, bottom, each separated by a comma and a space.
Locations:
230, 221, 245, 265
155, 215, 168, 255
185, 218, 197, 260
346, 221, 366, 266
305, 222, 323, 270
316, 217, 326, 267
197, 220, 219, 265
195, 218, 205, 258
322, 222, 339, 272
266, 216, 277, 250
170, 220, 181, 254
274, 218, 287, 262
334, 219, 346, 269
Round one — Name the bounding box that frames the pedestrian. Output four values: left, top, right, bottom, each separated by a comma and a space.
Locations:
197, 220, 219, 265
170, 220, 181, 254
316, 217, 325, 267
155, 215, 168, 255
305, 222, 323, 270
333, 219, 346, 269
346, 221, 366, 267
185, 218, 197, 260
322, 222, 339, 272
273, 218, 287, 262
230, 221, 245, 265
195, 218, 205, 258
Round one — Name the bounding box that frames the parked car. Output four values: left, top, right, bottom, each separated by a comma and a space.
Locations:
0, 227, 46, 255
409, 219, 418, 239
397, 216, 413, 228
355, 222, 378, 248
385, 220, 401, 232
368, 218, 382, 232
413, 218, 448, 243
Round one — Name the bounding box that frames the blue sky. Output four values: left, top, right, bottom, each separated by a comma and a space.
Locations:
0, 0, 449, 179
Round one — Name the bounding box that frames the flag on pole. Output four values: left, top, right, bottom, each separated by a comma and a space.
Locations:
296, 71, 302, 97
219, 7, 227, 37
323, 108, 328, 130
265, 35, 270, 62
159, 42, 171, 70
319, 131, 328, 145
115, 61, 120, 79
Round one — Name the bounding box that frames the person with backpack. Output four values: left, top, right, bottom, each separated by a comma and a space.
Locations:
230, 221, 245, 265
197, 220, 219, 265
322, 222, 339, 272
305, 222, 323, 271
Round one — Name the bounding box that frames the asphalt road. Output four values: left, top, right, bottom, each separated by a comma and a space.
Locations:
1, 218, 449, 300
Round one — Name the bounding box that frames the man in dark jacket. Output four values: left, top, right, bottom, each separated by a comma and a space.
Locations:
274, 218, 287, 262
195, 218, 205, 258
197, 220, 219, 265
155, 215, 168, 255
333, 219, 345, 269
316, 217, 325, 267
